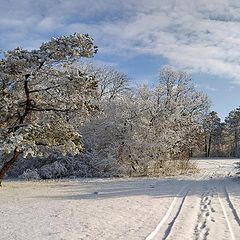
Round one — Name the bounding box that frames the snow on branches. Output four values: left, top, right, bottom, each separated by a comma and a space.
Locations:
0, 33, 98, 183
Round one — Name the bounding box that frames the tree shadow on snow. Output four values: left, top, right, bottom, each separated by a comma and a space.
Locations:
31, 175, 240, 201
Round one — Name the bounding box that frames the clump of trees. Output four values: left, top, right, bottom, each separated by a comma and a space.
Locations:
1, 33, 238, 184
199, 108, 240, 158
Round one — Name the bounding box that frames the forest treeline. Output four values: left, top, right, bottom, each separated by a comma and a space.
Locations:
0, 33, 239, 182
198, 109, 240, 158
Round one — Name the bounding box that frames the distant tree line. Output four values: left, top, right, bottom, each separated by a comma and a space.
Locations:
197, 109, 240, 158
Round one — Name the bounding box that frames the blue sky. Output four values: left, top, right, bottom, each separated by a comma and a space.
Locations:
1, 0, 240, 120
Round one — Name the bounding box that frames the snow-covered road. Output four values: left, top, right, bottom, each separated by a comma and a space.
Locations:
0, 158, 240, 240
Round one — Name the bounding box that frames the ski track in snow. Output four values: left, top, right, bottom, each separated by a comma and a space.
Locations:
145, 173, 211, 240
224, 185, 240, 227
215, 183, 240, 240
1, 158, 240, 240
217, 190, 235, 240
145, 159, 240, 240
145, 185, 190, 240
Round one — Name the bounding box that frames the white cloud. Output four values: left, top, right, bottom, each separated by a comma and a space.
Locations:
1, 0, 240, 82
83, 0, 240, 83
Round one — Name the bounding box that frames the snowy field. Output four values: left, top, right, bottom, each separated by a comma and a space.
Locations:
1, 158, 240, 240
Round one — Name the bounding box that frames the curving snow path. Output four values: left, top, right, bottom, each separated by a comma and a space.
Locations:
0, 158, 240, 240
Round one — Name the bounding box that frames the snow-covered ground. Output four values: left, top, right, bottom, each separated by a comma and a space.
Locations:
0, 158, 240, 240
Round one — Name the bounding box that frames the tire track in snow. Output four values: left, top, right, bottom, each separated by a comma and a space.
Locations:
145, 173, 210, 240
145, 185, 189, 240
162, 189, 189, 240
216, 182, 240, 240
224, 185, 240, 227
217, 192, 235, 240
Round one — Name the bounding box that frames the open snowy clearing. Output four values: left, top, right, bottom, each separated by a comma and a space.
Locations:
1, 158, 240, 240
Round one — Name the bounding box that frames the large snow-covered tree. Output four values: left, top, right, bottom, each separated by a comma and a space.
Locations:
0, 33, 98, 185
127, 66, 209, 174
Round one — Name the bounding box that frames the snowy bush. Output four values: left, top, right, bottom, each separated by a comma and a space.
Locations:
19, 169, 40, 180
62, 152, 123, 178
9, 151, 123, 179
39, 161, 68, 179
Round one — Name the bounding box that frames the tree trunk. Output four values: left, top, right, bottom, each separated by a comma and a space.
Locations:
234, 130, 238, 157
189, 148, 193, 158
0, 149, 21, 186
204, 136, 208, 157
207, 135, 212, 157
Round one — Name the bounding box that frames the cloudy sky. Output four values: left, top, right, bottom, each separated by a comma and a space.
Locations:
1, 0, 240, 120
